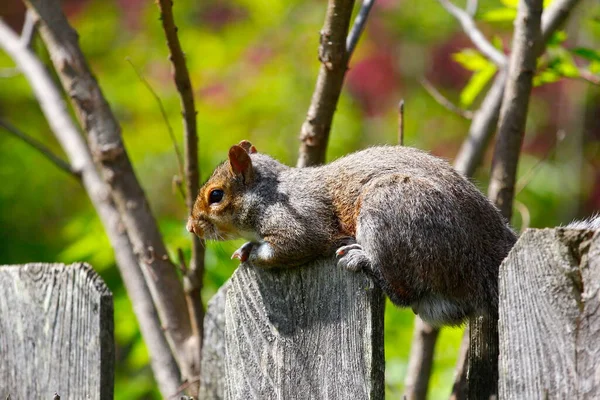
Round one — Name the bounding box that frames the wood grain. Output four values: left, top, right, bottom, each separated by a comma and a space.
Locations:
200, 258, 385, 399
0, 263, 114, 399
499, 228, 599, 399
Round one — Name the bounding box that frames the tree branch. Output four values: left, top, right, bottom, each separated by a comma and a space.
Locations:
488, 0, 544, 221
0, 18, 181, 396
438, 0, 506, 67
155, 0, 205, 361
22, 0, 199, 384
346, 0, 375, 56
296, 0, 356, 167
453, 0, 583, 177
20, 9, 37, 49
403, 316, 439, 400
420, 78, 474, 120
0, 118, 78, 177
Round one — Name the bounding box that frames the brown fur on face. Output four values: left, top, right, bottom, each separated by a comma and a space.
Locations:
187, 141, 256, 241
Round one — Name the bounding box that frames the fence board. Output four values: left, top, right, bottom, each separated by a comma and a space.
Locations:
499, 228, 600, 399
200, 258, 385, 400
0, 263, 114, 399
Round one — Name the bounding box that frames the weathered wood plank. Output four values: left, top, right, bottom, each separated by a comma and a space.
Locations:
499, 228, 600, 399
199, 282, 228, 400
0, 263, 114, 399
200, 258, 385, 400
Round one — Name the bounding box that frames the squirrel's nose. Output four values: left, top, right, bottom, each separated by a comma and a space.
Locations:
186, 218, 196, 234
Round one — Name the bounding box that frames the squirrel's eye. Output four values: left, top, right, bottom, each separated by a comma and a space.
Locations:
209, 189, 224, 204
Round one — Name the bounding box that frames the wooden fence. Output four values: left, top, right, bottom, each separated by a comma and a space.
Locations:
1, 226, 598, 399
0, 263, 113, 400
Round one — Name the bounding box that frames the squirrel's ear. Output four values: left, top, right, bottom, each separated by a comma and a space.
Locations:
228, 145, 254, 183
238, 140, 257, 154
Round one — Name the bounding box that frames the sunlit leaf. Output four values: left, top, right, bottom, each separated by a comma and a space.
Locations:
452, 49, 492, 71
572, 47, 600, 62
459, 64, 497, 107
480, 8, 517, 22
548, 30, 567, 46
500, 0, 518, 8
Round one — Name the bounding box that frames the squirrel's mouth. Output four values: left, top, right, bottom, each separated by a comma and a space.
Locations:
186, 217, 235, 241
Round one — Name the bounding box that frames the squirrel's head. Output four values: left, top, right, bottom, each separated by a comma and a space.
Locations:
187, 140, 257, 241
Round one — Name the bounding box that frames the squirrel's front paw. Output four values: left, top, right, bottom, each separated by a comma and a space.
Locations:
336, 244, 371, 272
231, 242, 254, 263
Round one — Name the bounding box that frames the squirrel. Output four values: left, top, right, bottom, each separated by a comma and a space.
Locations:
187, 140, 517, 326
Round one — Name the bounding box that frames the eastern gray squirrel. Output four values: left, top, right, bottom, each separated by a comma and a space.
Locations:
187, 141, 517, 326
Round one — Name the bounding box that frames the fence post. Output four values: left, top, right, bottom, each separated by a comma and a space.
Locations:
200, 258, 385, 399
499, 228, 600, 399
0, 263, 114, 399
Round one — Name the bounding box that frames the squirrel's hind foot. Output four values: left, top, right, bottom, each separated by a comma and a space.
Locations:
336, 244, 371, 272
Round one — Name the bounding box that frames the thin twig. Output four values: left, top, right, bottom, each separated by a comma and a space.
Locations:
515, 129, 565, 195
397, 99, 404, 145
466, 0, 478, 17
578, 69, 600, 85
346, 0, 376, 56
155, 0, 205, 377
125, 57, 186, 201
438, 0, 506, 67
21, 10, 38, 48
420, 78, 474, 119
0, 118, 78, 177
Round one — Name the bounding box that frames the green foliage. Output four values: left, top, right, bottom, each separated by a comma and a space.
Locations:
453, 49, 497, 107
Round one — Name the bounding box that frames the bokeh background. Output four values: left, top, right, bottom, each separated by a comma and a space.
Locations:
1, 0, 599, 398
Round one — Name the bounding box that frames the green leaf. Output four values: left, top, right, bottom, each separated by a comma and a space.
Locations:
571, 47, 600, 62
590, 61, 600, 74
534, 69, 560, 86
460, 64, 497, 107
500, 0, 518, 8
452, 49, 492, 72
480, 8, 517, 22
548, 30, 567, 46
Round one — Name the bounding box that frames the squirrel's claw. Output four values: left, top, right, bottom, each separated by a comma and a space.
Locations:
232, 242, 254, 263
336, 244, 371, 272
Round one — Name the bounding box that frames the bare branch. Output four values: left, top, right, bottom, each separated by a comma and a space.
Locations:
296, 0, 356, 167
0, 118, 78, 177
449, 327, 469, 400
155, 0, 205, 374
346, 0, 375, 56
515, 129, 565, 195
23, 0, 199, 383
403, 316, 439, 400
126, 58, 185, 195
488, 0, 544, 220
397, 99, 405, 145
438, 0, 506, 67
0, 18, 181, 396
466, 0, 478, 17
578, 69, 600, 85
20, 10, 37, 48
420, 78, 474, 120
453, 70, 506, 176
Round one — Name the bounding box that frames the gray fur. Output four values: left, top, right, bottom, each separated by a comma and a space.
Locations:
223, 146, 516, 326
565, 214, 600, 230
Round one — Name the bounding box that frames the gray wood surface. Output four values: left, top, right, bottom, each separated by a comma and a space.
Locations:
499, 228, 599, 399
199, 258, 385, 400
0, 263, 114, 399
